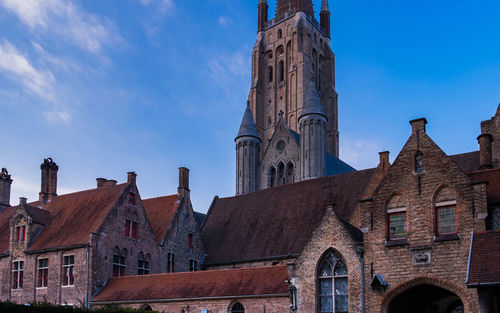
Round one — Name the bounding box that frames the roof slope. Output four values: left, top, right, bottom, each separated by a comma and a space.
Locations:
468, 167, 500, 205
201, 169, 375, 265
0, 205, 16, 256
92, 265, 289, 303
468, 230, 500, 286
142, 195, 179, 243
236, 104, 260, 140
450, 151, 479, 174
27, 184, 127, 252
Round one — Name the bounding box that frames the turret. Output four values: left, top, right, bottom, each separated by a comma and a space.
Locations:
299, 78, 327, 180
320, 0, 331, 38
235, 102, 261, 195
39, 158, 58, 204
257, 0, 268, 31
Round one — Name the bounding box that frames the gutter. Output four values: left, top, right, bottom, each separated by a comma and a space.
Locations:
465, 230, 474, 285
90, 293, 290, 306
358, 249, 365, 313
25, 243, 88, 254
204, 254, 299, 267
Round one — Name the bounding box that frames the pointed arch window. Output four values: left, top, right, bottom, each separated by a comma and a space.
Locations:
268, 66, 273, 83
278, 162, 285, 185
415, 151, 424, 173
287, 162, 295, 184
269, 166, 277, 188
231, 302, 245, 313
318, 251, 348, 313
279, 60, 285, 82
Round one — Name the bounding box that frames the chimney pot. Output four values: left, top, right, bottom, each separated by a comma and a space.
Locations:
478, 133, 493, 170
409, 118, 428, 135
379, 151, 390, 165
127, 172, 137, 184
96, 178, 107, 188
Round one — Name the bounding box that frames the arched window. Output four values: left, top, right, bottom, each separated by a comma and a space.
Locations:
434, 187, 457, 236
386, 194, 406, 241
231, 302, 245, 313
138, 252, 150, 275
268, 66, 273, 82
287, 162, 295, 184
278, 162, 285, 185
415, 151, 424, 173
279, 60, 285, 82
278, 29, 282, 39
318, 250, 348, 313
269, 166, 277, 188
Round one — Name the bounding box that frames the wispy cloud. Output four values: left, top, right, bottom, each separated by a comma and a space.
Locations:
43, 110, 72, 124
207, 52, 249, 83
218, 16, 231, 27
0, 0, 118, 53
140, 0, 174, 14
0, 40, 55, 100
340, 136, 383, 170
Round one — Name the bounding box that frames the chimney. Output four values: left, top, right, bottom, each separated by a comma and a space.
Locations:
127, 172, 137, 185
178, 167, 190, 199
96, 178, 117, 188
39, 158, 58, 203
19, 197, 27, 206
378, 151, 390, 173
0, 168, 13, 207
257, 0, 268, 31
478, 133, 493, 170
320, 0, 330, 38
409, 118, 427, 135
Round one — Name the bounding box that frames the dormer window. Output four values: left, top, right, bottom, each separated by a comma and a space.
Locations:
15, 225, 26, 243
128, 192, 136, 205
125, 220, 137, 239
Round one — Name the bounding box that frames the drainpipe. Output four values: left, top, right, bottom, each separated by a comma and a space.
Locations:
358, 249, 365, 313
86, 244, 90, 308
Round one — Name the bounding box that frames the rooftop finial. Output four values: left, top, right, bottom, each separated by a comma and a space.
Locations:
321, 0, 329, 11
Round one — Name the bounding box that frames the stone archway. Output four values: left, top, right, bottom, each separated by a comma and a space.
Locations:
381, 277, 471, 313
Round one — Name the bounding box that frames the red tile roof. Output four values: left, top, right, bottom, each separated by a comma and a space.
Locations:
142, 195, 179, 243
26, 184, 127, 252
468, 168, 500, 205
92, 265, 289, 303
200, 169, 375, 265
468, 230, 500, 286
450, 151, 480, 174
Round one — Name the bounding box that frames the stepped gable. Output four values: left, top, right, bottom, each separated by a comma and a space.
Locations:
467, 230, 500, 286
26, 184, 127, 252
142, 195, 179, 243
201, 169, 375, 266
92, 265, 289, 303
468, 167, 500, 205
449, 151, 480, 174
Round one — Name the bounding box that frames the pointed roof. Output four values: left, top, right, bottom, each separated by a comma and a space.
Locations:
300, 79, 326, 119
142, 195, 180, 243
236, 103, 260, 141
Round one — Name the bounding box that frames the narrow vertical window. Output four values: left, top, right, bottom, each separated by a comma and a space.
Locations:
128, 192, 136, 205
279, 60, 285, 82
37, 258, 49, 288
12, 261, 23, 289
386, 195, 407, 241
188, 234, 193, 249
125, 220, 138, 239
16, 225, 26, 243
268, 66, 273, 82
189, 259, 198, 272
62, 255, 74, 286
269, 166, 277, 188
278, 29, 282, 39
113, 248, 126, 277
167, 253, 175, 273
138, 253, 150, 275
415, 151, 424, 173
318, 251, 348, 313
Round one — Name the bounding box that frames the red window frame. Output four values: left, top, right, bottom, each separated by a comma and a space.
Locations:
16, 226, 26, 243
387, 211, 407, 241
37, 258, 49, 288
125, 220, 138, 239
435, 205, 458, 236
62, 255, 74, 286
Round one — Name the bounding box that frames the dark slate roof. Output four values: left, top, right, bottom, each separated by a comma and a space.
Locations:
468, 168, 500, 205
142, 195, 179, 243
92, 265, 289, 303
467, 230, 500, 286
25, 205, 51, 225
236, 104, 260, 140
449, 151, 479, 174
26, 184, 127, 252
200, 169, 375, 265
300, 79, 326, 118
326, 153, 356, 175
194, 211, 206, 229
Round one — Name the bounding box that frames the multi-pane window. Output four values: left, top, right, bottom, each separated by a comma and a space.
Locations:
15, 225, 26, 243
12, 261, 23, 289
125, 220, 137, 239
113, 248, 126, 277
189, 259, 198, 272
388, 211, 407, 240
167, 253, 175, 273
318, 251, 348, 313
138, 253, 150, 275
436, 205, 457, 235
62, 255, 74, 286
37, 258, 49, 288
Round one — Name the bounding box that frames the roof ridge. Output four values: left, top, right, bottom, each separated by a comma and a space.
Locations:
51, 183, 127, 199
142, 194, 178, 201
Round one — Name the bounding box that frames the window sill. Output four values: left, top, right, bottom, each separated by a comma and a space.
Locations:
62, 285, 74, 288
385, 239, 409, 247
36, 287, 47, 290
434, 234, 460, 242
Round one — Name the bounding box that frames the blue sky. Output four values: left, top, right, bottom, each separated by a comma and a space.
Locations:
0, 0, 499, 213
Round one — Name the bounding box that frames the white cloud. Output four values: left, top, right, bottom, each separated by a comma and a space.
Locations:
218, 16, 230, 27
0, 40, 55, 100
140, 0, 174, 13
340, 136, 383, 170
207, 52, 249, 82
0, 0, 117, 53
43, 110, 72, 124
31, 42, 82, 73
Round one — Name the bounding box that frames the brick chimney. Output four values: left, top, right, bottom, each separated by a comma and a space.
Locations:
409, 118, 427, 135
39, 158, 58, 203
127, 172, 137, 185
96, 178, 117, 188
0, 168, 13, 207
378, 151, 391, 174
478, 133, 493, 170
178, 167, 190, 199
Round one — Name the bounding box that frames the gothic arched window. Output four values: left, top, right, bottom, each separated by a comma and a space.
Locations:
318, 250, 348, 313
278, 29, 283, 39
279, 60, 285, 82
278, 162, 285, 185
269, 166, 277, 188
231, 302, 245, 313
287, 162, 295, 184
268, 66, 273, 82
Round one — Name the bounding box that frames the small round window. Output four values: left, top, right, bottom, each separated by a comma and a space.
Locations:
276, 140, 286, 152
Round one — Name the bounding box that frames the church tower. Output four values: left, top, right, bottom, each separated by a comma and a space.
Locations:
235, 0, 353, 195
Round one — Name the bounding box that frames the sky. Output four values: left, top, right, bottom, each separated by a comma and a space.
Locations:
0, 0, 499, 213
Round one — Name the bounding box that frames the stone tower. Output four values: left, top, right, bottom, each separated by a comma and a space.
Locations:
235, 103, 261, 195
248, 0, 338, 157
235, 0, 353, 195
